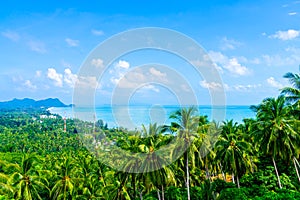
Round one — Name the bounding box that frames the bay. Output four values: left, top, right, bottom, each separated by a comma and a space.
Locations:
49, 105, 255, 129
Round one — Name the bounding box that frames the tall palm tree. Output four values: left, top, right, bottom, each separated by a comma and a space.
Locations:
169, 107, 199, 200
139, 123, 176, 200
281, 71, 300, 105
195, 118, 219, 183
250, 96, 300, 189
215, 120, 253, 188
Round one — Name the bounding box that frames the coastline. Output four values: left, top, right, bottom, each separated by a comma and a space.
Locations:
48, 105, 255, 129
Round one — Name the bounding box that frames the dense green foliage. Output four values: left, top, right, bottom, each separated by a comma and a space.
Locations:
0, 71, 299, 199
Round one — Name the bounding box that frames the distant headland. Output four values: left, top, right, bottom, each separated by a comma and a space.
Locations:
0, 98, 73, 109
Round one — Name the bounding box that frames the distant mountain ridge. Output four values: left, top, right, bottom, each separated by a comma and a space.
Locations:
0, 98, 71, 109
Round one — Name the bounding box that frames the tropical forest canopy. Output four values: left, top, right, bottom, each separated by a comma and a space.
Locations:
0, 71, 299, 200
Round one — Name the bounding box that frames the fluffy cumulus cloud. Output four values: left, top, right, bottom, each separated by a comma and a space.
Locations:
47, 68, 63, 87
64, 68, 78, 88
208, 51, 250, 76
1, 30, 20, 42
224, 58, 250, 76
111, 66, 169, 90
116, 60, 130, 69
270, 29, 300, 40
266, 77, 283, 88
149, 67, 166, 77
91, 58, 104, 68
65, 38, 79, 47
46, 68, 83, 88
109, 60, 130, 85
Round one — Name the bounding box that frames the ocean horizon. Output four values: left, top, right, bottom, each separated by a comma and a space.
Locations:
49, 105, 256, 129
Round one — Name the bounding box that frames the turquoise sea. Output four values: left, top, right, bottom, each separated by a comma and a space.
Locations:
49, 105, 255, 129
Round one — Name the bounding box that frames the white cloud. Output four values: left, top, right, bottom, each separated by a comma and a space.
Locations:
270, 29, 300, 40
149, 67, 166, 77
109, 60, 130, 85
75, 76, 98, 89
267, 77, 283, 88
261, 47, 300, 66
143, 84, 160, 93
23, 80, 37, 90
208, 51, 227, 63
200, 80, 261, 92
64, 68, 78, 88
224, 58, 250, 76
91, 58, 104, 68
65, 38, 79, 47
28, 40, 46, 53
208, 51, 250, 76
47, 68, 63, 87
35, 70, 42, 78
110, 77, 121, 85
91, 29, 104, 36
220, 37, 242, 50
288, 12, 297, 15
180, 84, 191, 92
116, 70, 146, 88
200, 80, 227, 90
1, 30, 20, 42
116, 60, 130, 69
233, 84, 261, 91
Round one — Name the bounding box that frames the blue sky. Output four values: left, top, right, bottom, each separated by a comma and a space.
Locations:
0, 0, 300, 105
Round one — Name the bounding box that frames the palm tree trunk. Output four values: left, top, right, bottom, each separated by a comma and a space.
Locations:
186, 153, 191, 200
139, 188, 143, 200
132, 174, 136, 199
236, 174, 240, 188
272, 157, 282, 189
219, 164, 226, 181
205, 166, 211, 181
232, 173, 235, 184
294, 157, 300, 170
293, 157, 300, 182
162, 185, 165, 200
157, 190, 161, 200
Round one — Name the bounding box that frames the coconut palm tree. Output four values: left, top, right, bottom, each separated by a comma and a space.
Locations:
195, 118, 220, 183
215, 120, 253, 188
281, 71, 300, 105
169, 107, 199, 200
76, 154, 104, 199
50, 153, 80, 199
1, 154, 49, 200
139, 123, 176, 200
250, 96, 300, 189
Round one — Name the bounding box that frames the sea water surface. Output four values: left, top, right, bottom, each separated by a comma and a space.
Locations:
49, 105, 255, 129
